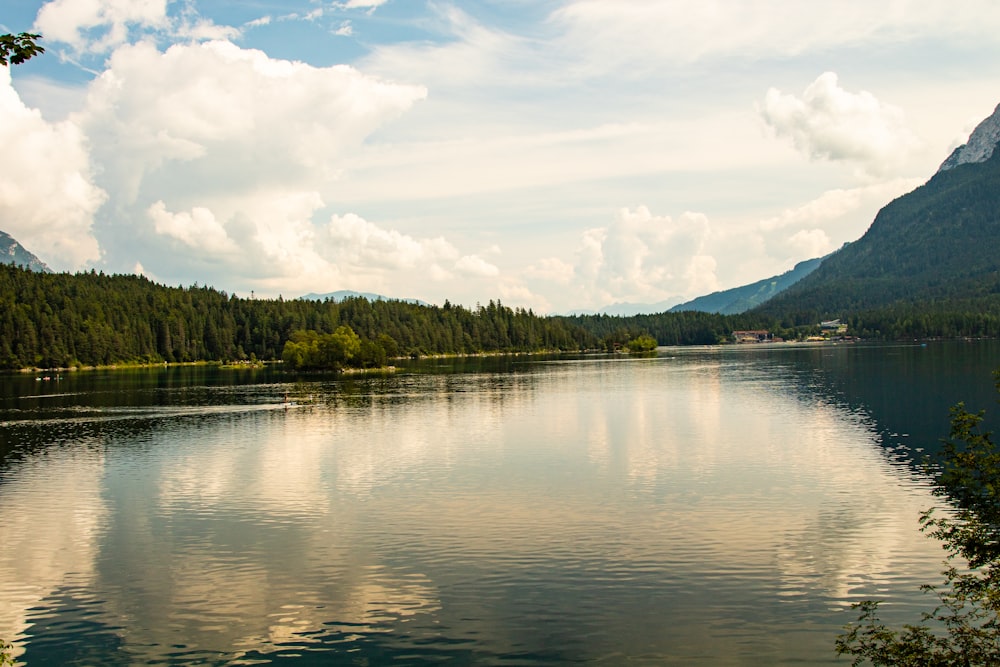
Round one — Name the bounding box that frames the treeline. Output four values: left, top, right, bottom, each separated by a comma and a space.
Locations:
842, 298, 1000, 340
4, 262, 1000, 371
750, 295, 1000, 340
560, 299, 1000, 346
557, 310, 790, 347
0, 264, 593, 369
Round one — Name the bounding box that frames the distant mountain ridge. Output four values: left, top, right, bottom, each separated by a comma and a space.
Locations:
0, 230, 51, 273
300, 289, 429, 306
565, 297, 684, 317
758, 102, 1000, 317
669, 254, 828, 314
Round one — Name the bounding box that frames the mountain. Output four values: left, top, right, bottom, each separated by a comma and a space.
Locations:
300, 289, 430, 306
0, 230, 51, 273
758, 103, 1000, 318
937, 103, 1000, 173
669, 254, 828, 315
566, 297, 684, 317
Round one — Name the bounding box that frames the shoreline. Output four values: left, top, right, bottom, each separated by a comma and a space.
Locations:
13, 337, 993, 375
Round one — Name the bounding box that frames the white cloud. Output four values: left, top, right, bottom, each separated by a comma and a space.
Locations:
573, 206, 719, 304
0, 67, 104, 269
173, 18, 241, 42
358, 5, 537, 90
79, 39, 425, 191
148, 201, 238, 255
524, 257, 574, 285
324, 213, 458, 271
755, 179, 920, 261
66, 38, 427, 290
551, 1, 1000, 75
244, 16, 272, 29
498, 281, 550, 313
429, 264, 453, 282
334, 21, 353, 37
455, 254, 500, 278
35, 0, 170, 53
785, 229, 831, 261
759, 180, 919, 232
337, 0, 390, 9
759, 72, 920, 176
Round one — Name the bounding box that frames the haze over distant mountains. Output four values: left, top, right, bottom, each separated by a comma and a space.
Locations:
300, 290, 429, 306
0, 231, 51, 273
564, 298, 683, 317
561, 252, 830, 317
668, 254, 828, 315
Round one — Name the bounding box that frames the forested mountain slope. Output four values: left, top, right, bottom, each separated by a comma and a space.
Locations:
758, 137, 1000, 319
670, 254, 827, 314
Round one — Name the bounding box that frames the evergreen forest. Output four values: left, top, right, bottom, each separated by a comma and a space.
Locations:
3, 262, 1000, 370
0, 264, 590, 369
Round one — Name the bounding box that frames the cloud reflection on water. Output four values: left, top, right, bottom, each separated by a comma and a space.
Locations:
0, 351, 958, 663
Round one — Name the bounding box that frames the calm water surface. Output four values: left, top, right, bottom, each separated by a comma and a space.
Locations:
2, 342, 999, 665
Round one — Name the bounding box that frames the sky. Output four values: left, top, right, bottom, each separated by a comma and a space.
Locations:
2, 1, 999, 314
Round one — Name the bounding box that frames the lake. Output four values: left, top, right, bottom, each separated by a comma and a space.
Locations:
1, 341, 999, 665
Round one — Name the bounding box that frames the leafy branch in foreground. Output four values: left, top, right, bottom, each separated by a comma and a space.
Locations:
0, 32, 44, 66
836, 372, 1000, 665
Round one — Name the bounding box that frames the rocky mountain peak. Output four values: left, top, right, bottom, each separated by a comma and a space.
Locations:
938, 102, 1000, 173
0, 230, 52, 273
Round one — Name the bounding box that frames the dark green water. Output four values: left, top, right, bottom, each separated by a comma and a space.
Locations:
1, 341, 998, 665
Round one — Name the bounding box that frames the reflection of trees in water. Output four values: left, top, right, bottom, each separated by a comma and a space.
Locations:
739, 342, 1000, 463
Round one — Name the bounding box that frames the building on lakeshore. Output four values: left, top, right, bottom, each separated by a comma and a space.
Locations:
820, 319, 849, 337
732, 330, 773, 343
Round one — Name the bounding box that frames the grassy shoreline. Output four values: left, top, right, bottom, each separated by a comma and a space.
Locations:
16, 359, 271, 374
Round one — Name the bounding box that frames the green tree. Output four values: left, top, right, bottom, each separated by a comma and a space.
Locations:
0, 32, 44, 66
836, 372, 1000, 665
317, 325, 361, 369
357, 338, 387, 368
625, 334, 658, 353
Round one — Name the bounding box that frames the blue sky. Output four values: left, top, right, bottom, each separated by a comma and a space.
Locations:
2, 1, 1000, 313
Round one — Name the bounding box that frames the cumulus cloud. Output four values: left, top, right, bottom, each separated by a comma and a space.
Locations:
759, 72, 920, 176
499, 281, 550, 313
148, 201, 238, 255
784, 229, 832, 260
324, 213, 458, 270
79, 40, 425, 199
752, 178, 921, 266
64, 38, 427, 290
455, 254, 500, 278
575, 206, 719, 304
0, 67, 104, 269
